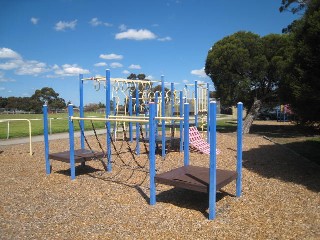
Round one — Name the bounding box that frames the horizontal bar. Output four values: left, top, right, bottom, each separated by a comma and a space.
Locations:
155, 116, 184, 121
71, 116, 148, 123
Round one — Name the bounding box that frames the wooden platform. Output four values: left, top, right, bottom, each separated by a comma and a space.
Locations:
49, 149, 105, 163
155, 165, 237, 193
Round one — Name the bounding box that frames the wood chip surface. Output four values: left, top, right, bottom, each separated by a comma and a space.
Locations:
0, 129, 319, 239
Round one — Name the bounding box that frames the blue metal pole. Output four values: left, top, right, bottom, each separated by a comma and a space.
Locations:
129, 95, 133, 142
135, 87, 140, 155
155, 92, 159, 140
209, 101, 217, 220
179, 91, 183, 152
183, 103, 190, 166
106, 69, 112, 172
195, 80, 198, 128
68, 104, 76, 180
161, 75, 166, 158
79, 74, 85, 150
207, 83, 210, 143
43, 104, 50, 175
236, 102, 243, 197
149, 102, 156, 205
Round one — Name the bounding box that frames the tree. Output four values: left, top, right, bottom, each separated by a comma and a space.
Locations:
279, 0, 308, 14
205, 31, 292, 132
280, 0, 320, 123
205, 31, 290, 108
0, 97, 8, 108
30, 87, 66, 113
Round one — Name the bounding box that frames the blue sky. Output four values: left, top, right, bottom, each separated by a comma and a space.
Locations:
0, 0, 299, 106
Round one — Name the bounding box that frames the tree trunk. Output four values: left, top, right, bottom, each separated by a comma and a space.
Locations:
242, 99, 262, 134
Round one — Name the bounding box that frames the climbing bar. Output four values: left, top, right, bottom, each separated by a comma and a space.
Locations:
70, 116, 148, 123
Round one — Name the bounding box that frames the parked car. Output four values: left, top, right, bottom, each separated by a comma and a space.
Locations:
256, 108, 278, 120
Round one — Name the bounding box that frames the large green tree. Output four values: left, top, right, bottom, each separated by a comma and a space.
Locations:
280, 0, 320, 123
205, 31, 292, 132
205, 31, 290, 108
31, 87, 66, 113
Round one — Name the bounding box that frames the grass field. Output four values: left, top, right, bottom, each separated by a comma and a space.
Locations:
0, 112, 106, 139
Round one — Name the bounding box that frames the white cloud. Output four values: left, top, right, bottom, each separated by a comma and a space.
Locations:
110, 62, 123, 68
54, 20, 77, 31
191, 68, 207, 78
94, 62, 107, 67
0, 58, 48, 76
0, 48, 21, 59
53, 64, 90, 76
89, 17, 112, 27
31, 17, 39, 25
146, 75, 154, 80
0, 72, 15, 82
183, 79, 189, 84
15, 60, 49, 76
115, 29, 157, 40
0, 60, 20, 70
90, 17, 101, 26
122, 70, 130, 75
158, 36, 172, 41
99, 53, 123, 60
128, 64, 141, 69
0, 87, 5, 91
119, 24, 127, 31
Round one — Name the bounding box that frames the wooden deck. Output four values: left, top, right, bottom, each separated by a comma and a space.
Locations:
49, 149, 105, 163
155, 165, 237, 193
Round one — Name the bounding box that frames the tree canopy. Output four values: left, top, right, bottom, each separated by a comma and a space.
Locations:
205, 31, 291, 109
280, 0, 320, 123
1, 87, 66, 113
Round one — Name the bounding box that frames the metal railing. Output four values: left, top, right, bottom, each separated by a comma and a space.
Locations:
0, 119, 33, 155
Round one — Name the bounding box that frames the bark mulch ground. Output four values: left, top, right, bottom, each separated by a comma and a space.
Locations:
0, 127, 319, 239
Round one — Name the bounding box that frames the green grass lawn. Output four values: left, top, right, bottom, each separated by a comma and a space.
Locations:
0, 112, 106, 139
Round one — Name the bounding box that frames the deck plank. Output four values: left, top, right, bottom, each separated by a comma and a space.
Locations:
155, 165, 237, 193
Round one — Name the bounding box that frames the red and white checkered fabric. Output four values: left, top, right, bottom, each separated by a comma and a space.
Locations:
189, 126, 221, 155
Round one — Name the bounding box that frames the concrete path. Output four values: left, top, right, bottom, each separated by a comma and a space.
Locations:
0, 129, 106, 146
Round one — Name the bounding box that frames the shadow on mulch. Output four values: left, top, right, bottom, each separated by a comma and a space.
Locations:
243, 144, 320, 193
250, 121, 319, 138
153, 188, 232, 218
55, 165, 101, 176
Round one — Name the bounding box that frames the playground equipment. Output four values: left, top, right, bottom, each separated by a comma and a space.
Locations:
43, 70, 243, 220
189, 126, 221, 155
154, 101, 243, 220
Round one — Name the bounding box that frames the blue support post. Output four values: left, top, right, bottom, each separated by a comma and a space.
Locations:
68, 104, 76, 180
135, 87, 140, 155
207, 83, 210, 143
195, 80, 198, 128
236, 102, 243, 197
43, 104, 50, 175
208, 101, 217, 220
106, 69, 112, 171
183, 103, 190, 166
179, 91, 183, 152
149, 102, 156, 205
161, 75, 166, 158
129, 95, 133, 142
79, 74, 85, 150
155, 92, 159, 140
